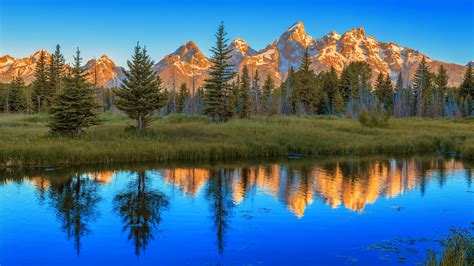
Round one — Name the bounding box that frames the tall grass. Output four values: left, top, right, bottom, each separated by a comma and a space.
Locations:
424, 227, 473, 266
1, 113, 473, 167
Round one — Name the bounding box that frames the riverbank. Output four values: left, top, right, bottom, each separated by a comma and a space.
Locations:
1, 113, 473, 168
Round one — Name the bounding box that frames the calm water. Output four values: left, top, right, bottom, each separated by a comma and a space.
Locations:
1, 157, 473, 265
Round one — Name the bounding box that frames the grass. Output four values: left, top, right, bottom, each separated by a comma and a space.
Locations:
1, 113, 474, 168
424, 227, 473, 266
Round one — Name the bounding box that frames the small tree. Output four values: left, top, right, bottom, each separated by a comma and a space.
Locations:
239, 65, 251, 118
7, 75, 28, 113
49, 48, 98, 137
176, 83, 190, 114
261, 74, 274, 115
31, 50, 49, 113
333, 89, 345, 116
115, 43, 165, 131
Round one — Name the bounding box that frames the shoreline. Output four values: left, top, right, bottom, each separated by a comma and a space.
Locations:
1, 114, 474, 169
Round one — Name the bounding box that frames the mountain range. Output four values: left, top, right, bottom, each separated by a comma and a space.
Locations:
0, 22, 470, 89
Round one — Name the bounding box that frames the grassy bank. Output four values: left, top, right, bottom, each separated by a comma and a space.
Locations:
1, 113, 473, 168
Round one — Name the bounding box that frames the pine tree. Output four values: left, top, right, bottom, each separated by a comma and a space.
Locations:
375, 73, 394, 113
114, 43, 164, 131
333, 88, 345, 115
251, 69, 261, 114
338, 61, 372, 102
203, 22, 235, 122
261, 74, 274, 115
176, 83, 190, 114
294, 48, 318, 115
46, 44, 65, 107
49, 48, 98, 137
7, 75, 27, 113
230, 76, 240, 116
412, 57, 432, 116
31, 50, 49, 113
282, 67, 297, 114
319, 67, 339, 114
239, 65, 251, 118
435, 65, 449, 92
460, 63, 473, 99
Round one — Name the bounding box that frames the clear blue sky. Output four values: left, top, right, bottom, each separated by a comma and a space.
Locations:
1, 0, 473, 66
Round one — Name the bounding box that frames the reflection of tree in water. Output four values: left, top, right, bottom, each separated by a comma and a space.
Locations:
113, 171, 169, 257
48, 174, 101, 255
205, 168, 235, 255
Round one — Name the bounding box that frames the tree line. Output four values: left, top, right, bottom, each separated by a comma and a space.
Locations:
0, 23, 472, 136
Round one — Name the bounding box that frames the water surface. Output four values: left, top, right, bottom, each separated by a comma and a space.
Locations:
1, 157, 473, 265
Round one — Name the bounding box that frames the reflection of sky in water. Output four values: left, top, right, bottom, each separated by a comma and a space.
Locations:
0, 157, 472, 265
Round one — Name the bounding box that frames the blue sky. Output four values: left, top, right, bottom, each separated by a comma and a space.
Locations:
1, 0, 473, 66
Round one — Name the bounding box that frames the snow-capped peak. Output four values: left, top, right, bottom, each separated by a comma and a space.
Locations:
286, 21, 305, 33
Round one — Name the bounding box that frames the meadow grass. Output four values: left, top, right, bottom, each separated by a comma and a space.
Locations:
1, 113, 473, 168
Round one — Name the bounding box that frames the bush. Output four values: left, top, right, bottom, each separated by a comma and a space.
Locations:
359, 107, 389, 128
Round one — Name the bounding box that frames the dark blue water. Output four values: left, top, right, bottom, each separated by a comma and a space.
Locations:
1, 157, 473, 265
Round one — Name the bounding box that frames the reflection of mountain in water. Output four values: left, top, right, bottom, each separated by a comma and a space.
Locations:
161, 158, 469, 217
1, 157, 471, 256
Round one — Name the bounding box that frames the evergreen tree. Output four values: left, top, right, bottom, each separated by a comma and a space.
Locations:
46, 44, 65, 107
281, 67, 297, 114
49, 48, 98, 137
460, 63, 473, 99
435, 65, 449, 92
7, 75, 27, 113
320, 67, 339, 114
251, 69, 261, 114
230, 76, 240, 116
203, 22, 235, 122
31, 50, 49, 113
395, 72, 404, 93
115, 43, 164, 131
338, 61, 372, 102
176, 83, 190, 113
239, 65, 251, 118
375, 73, 394, 113
261, 74, 274, 115
294, 48, 318, 115
333, 88, 345, 115
412, 57, 432, 116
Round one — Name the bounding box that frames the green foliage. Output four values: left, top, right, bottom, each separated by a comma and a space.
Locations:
424, 227, 473, 266
413, 57, 433, 117
261, 74, 274, 115
49, 48, 99, 137
294, 48, 318, 114
333, 89, 345, 115
251, 69, 261, 114
359, 107, 369, 126
375, 73, 394, 112
239, 66, 251, 118
31, 50, 49, 113
338, 61, 372, 101
6, 76, 28, 113
460, 63, 473, 99
1, 114, 474, 167
203, 22, 235, 122
46, 44, 65, 107
176, 83, 190, 113
114, 43, 165, 131
359, 105, 389, 128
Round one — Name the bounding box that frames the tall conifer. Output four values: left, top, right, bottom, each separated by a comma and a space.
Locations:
203, 22, 235, 122
239, 66, 251, 118
31, 50, 49, 112
115, 43, 165, 131
49, 48, 98, 137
